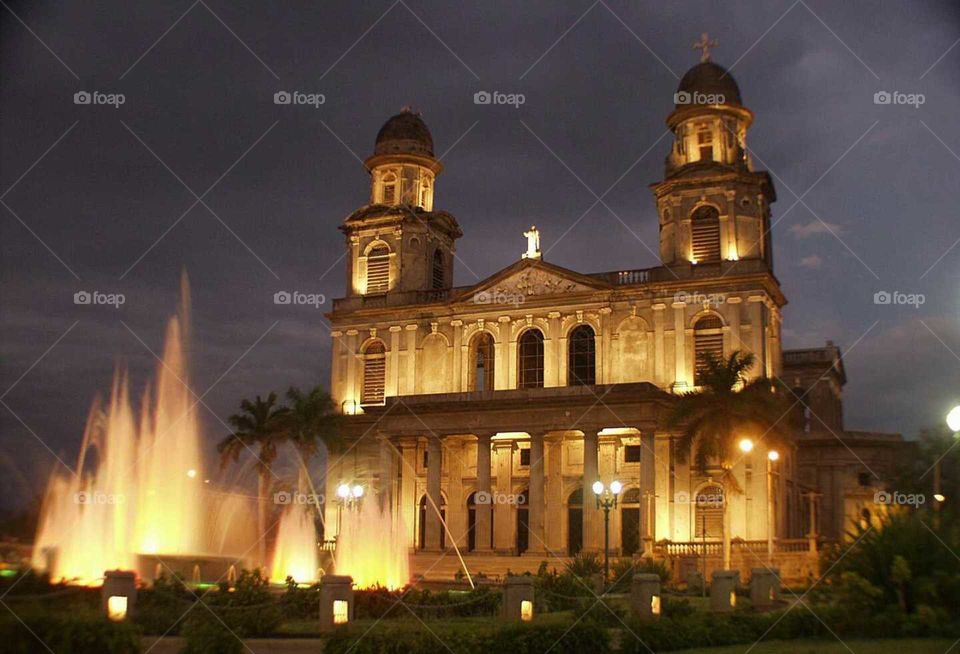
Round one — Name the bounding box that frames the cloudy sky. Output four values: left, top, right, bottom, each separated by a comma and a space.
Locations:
1, 1, 958, 510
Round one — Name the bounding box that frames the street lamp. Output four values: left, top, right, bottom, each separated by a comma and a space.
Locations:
738, 438, 754, 453
947, 405, 960, 433
593, 480, 622, 588
767, 450, 779, 563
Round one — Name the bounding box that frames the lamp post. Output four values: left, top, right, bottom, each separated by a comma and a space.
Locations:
336, 483, 364, 534
767, 450, 779, 564
934, 406, 960, 519
592, 479, 622, 587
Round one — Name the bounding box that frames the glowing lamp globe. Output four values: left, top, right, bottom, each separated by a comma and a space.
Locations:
767, 450, 780, 462
738, 438, 754, 453
336, 484, 350, 499
947, 405, 960, 432
592, 481, 604, 495
610, 480, 623, 495
351, 485, 364, 498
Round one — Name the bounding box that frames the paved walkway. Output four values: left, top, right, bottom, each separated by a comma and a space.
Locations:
143, 637, 325, 653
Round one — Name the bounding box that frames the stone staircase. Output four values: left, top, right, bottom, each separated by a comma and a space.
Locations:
410, 552, 573, 582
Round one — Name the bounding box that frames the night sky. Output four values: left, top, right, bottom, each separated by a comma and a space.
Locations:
1, 1, 958, 511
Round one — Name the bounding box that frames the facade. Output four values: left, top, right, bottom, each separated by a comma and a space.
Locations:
323, 57, 903, 573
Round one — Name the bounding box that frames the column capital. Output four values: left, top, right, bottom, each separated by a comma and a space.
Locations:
671, 301, 686, 309
598, 432, 622, 446
345, 329, 359, 336
652, 302, 666, 311
404, 323, 419, 331
726, 296, 743, 304
389, 325, 403, 332
450, 319, 463, 327
492, 438, 516, 451
330, 330, 343, 337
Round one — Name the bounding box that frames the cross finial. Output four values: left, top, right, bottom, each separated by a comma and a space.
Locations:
693, 33, 719, 63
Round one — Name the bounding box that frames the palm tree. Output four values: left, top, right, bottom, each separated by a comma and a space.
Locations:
218, 392, 289, 568
668, 351, 790, 569
283, 385, 342, 534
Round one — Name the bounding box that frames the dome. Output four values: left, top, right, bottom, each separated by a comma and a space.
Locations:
374, 108, 435, 157
675, 61, 742, 108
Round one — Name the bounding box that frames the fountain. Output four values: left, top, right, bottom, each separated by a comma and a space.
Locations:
31, 277, 253, 585
269, 503, 319, 585
335, 498, 409, 590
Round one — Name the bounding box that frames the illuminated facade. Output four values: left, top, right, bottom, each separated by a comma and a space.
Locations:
324, 60, 901, 575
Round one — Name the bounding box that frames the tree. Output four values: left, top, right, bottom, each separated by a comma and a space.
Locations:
283, 385, 342, 536
218, 392, 289, 568
668, 351, 791, 569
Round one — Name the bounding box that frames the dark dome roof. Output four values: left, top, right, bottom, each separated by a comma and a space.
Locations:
675, 61, 742, 107
374, 109, 434, 157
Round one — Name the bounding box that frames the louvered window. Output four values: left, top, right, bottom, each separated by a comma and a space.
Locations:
694, 315, 724, 385
691, 206, 721, 263
697, 128, 713, 161
361, 342, 386, 405
432, 249, 445, 289
381, 173, 397, 204
694, 485, 724, 538
366, 246, 390, 294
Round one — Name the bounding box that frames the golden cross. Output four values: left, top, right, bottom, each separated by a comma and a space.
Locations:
693, 33, 719, 62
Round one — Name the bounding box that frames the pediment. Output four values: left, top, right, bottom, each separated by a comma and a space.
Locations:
463, 260, 608, 305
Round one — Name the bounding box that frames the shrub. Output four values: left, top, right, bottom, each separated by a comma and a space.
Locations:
567, 551, 602, 578
533, 565, 591, 612
353, 585, 500, 619
182, 568, 281, 651
0, 609, 140, 654
135, 573, 192, 635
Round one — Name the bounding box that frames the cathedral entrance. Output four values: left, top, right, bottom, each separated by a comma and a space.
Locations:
418, 494, 446, 550
567, 487, 583, 555
620, 487, 641, 556
516, 489, 529, 554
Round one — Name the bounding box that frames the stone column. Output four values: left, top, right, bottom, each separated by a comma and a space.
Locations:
450, 320, 463, 392
544, 434, 564, 552
404, 324, 418, 395
378, 435, 396, 516
444, 438, 468, 549
474, 433, 493, 552
640, 431, 656, 557
424, 436, 443, 551
582, 429, 600, 552
526, 432, 546, 554
672, 302, 687, 387
493, 439, 515, 553
397, 437, 418, 546
388, 326, 402, 397
653, 304, 666, 386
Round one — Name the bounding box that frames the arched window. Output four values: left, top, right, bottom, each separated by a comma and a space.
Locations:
419, 179, 432, 210
381, 172, 397, 204
469, 333, 495, 392
517, 329, 544, 389
567, 325, 596, 386
694, 484, 724, 539
691, 205, 721, 263
365, 246, 390, 294
693, 315, 724, 385
361, 341, 386, 405
432, 248, 445, 289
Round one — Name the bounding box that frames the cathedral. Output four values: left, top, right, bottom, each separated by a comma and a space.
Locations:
323, 53, 904, 581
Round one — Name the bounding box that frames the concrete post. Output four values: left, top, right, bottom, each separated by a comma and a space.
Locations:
710, 570, 739, 612
502, 576, 535, 621
102, 570, 137, 621
750, 568, 780, 609
319, 575, 354, 632
630, 573, 662, 621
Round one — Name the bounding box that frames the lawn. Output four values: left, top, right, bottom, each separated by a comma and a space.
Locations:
674, 639, 956, 654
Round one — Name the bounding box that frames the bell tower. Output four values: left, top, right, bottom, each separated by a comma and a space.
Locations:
651, 39, 776, 269
340, 108, 462, 297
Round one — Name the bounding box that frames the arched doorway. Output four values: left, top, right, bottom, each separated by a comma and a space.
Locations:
516, 489, 529, 555
567, 487, 583, 555
694, 484, 724, 539
418, 494, 446, 550
620, 487, 641, 556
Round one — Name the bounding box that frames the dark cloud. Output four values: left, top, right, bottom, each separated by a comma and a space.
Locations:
2, 1, 958, 509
